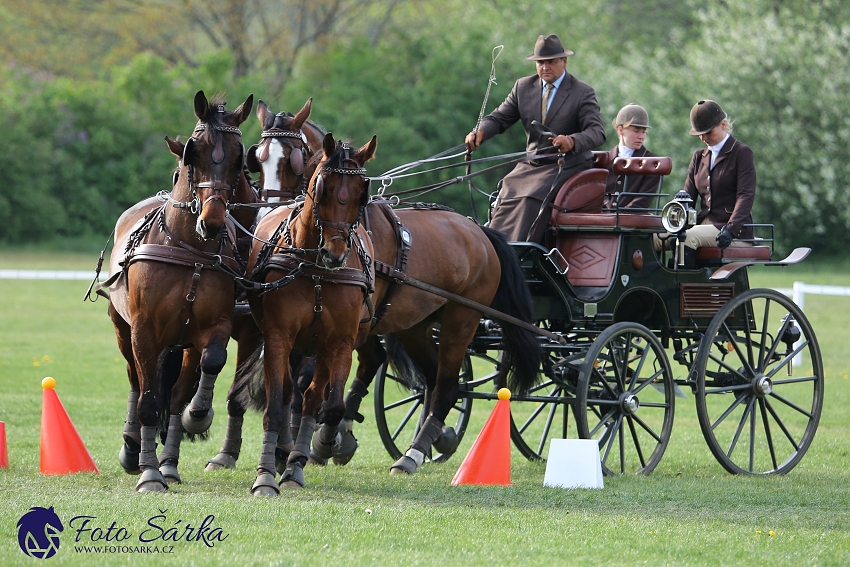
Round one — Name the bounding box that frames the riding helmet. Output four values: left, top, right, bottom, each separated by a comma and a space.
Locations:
689, 100, 726, 135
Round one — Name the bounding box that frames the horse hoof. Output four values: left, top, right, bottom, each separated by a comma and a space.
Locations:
251, 473, 280, 497
160, 463, 182, 485
433, 426, 459, 456
307, 451, 328, 466
181, 406, 214, 435
390, 455, 418, 475
311, 429, 337, 460
118, 444, 141, 475
135, 469, 168, 493
205, 453, 237, 472
331, 430, 358, 466
280, 464, 305, 488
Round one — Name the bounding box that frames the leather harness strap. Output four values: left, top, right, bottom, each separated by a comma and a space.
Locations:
367, 202, 410, 330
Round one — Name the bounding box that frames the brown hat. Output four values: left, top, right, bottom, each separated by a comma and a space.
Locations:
526, 34, 574, 60
689, 100, 726, 135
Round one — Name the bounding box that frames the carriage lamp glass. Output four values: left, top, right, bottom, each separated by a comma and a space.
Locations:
661, 191, 697, 233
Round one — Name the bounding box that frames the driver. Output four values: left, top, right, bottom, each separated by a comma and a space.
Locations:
465, 33, 606, 243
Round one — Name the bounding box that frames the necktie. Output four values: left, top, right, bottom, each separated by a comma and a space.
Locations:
541, 82, 554, 123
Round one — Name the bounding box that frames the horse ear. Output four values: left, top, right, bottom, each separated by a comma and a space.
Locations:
257, 100, 271, 127
293, 98, 312, 130
323, 132, 336, 157
234, 93, 254, 126
357, 135, 378, 164
165, 136, 184, 159
194, 90, 209, 121
246, 144, 261, 173
182, 137, 197, 166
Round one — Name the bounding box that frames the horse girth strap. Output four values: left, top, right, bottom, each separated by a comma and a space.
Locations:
372, 260, 564, 344
128, 244, 242, 274
265, 254, 372, 290
368, 203, 410, 329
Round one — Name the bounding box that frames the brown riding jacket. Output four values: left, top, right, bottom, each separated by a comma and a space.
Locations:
604, 145, 660, 211
478, 72, 606, 241
683, 135, 756, 239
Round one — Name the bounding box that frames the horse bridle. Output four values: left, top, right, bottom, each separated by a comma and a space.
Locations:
167, 119, 243, 215
311, 143, 371, 259
257, 113, 313, 198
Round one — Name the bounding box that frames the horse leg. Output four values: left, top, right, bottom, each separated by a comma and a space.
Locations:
110, 305, 143, 475
328, 336, 387, 466
132, 326, 168, 492
281, 350, 346, 489
206, 319, 262, 471
390, 316, 472, 475
181, 334, 229, 434
251, 329, 293, 496
159, 349, 198, 484
309, 348, 351, 467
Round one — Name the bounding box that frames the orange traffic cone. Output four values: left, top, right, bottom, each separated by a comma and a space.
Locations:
451, 388, 512, 486
40, 377, 98, 475
0, 421, 8, 469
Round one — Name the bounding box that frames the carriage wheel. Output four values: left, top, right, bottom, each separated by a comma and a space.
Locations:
373, 354, 473, 463
576, 322, 675, 476
508, 341, 583, 461
693, 288, 823, 475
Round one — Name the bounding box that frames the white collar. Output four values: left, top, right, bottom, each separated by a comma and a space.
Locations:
618, 145, 635, 158
709, 134, 730, 155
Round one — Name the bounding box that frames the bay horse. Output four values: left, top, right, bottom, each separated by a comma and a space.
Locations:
203, 99, 328, 473
247, 133, 377, 494
237, 141, 541, 489
106, 91, 252, 492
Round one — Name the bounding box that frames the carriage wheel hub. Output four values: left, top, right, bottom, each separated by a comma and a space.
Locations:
621, 394, 640, 415
754, 375, 772, 397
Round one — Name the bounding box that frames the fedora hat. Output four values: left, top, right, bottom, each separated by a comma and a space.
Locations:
526, 34, 574, 60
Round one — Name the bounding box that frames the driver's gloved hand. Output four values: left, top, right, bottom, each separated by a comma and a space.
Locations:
716, 227, 733, 250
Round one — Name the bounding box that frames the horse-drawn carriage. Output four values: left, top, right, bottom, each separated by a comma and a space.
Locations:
373, 151, 823, 477
91, 93, 822, 494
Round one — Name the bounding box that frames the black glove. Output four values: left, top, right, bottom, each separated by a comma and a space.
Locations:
716, 227, 733, 250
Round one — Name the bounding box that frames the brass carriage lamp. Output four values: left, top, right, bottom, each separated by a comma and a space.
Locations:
661, 191, 697, 267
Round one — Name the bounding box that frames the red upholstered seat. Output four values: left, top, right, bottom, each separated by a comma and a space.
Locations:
548, 168, 609, 225
696, 246, 771, 260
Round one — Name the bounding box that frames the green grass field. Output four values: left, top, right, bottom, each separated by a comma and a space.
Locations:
1, 250, 849, 566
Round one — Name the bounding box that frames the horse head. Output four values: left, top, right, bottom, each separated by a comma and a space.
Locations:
246, 98, 315, 202
309, 132, 377, 269
177, 90, 253, 241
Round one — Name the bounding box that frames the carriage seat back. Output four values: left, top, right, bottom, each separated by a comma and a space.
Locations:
611, 156, 672, 176
547, 168, 608, 225
592, 151, 612, 169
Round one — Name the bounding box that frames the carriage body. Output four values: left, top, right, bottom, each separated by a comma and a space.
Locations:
375, 153, 823, 477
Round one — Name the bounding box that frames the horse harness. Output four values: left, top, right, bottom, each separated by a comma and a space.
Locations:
254, 113, 314, 200
247, 150, 376, 351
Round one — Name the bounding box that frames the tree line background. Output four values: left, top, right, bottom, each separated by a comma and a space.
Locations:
1, 0, 848, 256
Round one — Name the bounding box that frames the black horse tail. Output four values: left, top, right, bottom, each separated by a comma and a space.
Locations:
231, 344, 314, 413
232, 341, 267, 412
480, 226, 541, 395
385, 334, 426, 390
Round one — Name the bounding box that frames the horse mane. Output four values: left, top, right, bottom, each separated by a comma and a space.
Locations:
308, 141, 349, 170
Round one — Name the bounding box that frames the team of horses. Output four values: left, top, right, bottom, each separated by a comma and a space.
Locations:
100, 91, 541, 494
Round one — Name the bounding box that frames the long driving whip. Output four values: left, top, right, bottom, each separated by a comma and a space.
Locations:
468, 44, 504, 222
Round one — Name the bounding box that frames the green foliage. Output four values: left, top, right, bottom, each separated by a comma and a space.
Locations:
1, 0, 849, 252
